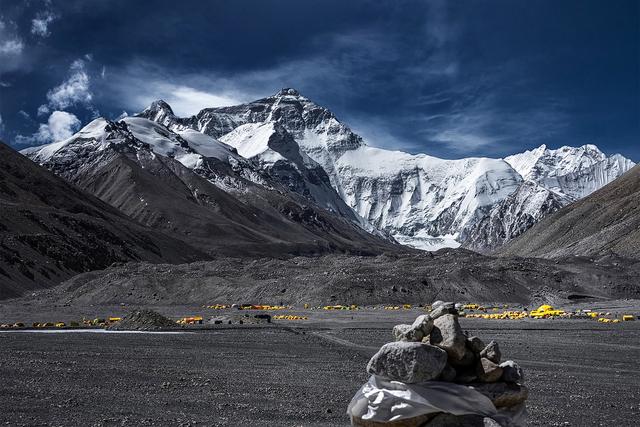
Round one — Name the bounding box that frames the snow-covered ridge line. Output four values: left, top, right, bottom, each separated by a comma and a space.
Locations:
22, 88, 636, 252
136, 88, 635, 251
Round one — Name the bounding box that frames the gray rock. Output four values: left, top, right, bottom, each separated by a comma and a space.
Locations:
392, 324, 424, 342
439, 363, 457, 382
480, 340, 501, 364
467, 336, 486, 355
411, 314, 434, 336
430, 314, 467, 361
500, 360, 524, 383
431, 300, 445, 309
476, 357, 503, 383
452, 346, 477, 368
469, 382, 529, 408
429, 302, 457, 319
367, 342, 448, 383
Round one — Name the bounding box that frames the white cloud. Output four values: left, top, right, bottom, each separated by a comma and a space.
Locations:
46, 59, 93, 109
31, 11, 56, 37
37, 104, 50, 116
15, 111, 80, 145
0, 113, 4, 135
0, 39, 23, 55
0, 19, 26, 75
142, 85, 241, 116
18, 110, 30, 120
431, 130, 494, 152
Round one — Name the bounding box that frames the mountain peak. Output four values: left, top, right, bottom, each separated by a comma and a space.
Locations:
145, 99, 174, 115
275, 88, 304, 98
137, 100, 177, 126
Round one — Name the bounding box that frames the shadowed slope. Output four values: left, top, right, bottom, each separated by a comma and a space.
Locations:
0, 142, 206, 298
499, 165, 640, 259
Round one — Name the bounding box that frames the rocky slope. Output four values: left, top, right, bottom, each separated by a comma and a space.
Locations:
22, 118, 397, 257
462, 181, 573, 253
0, 142, 206, 299
499, 164, 640, 260
26, 250, 640, 306
141, 89, 634, 251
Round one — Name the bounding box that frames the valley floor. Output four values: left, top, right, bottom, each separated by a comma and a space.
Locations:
1, 306, 639, 426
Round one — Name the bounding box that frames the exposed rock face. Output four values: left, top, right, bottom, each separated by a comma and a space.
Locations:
366, 342, 448, 383
462, 181, 572, 253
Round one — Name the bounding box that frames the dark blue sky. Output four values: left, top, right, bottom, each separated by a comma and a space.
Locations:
0, 0, 638, 160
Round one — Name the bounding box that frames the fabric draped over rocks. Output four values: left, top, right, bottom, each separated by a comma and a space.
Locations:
347, 375, 497, 422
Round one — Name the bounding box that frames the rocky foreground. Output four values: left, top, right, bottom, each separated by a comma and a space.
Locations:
349, 302, 527, 426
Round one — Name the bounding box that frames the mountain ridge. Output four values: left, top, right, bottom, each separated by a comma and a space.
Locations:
499, 164, 640, 259
0, 141, 207, 298
137, 89, 635, 251
22, 117, 400, 257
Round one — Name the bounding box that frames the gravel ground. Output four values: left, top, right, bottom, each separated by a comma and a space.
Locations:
0, 308, 639, 426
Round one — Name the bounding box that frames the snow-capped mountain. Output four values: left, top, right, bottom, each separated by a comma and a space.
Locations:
24, 88, 635, 253
137, 97, 366, 228
462, 180, 574, 252
21, 116, 399, 256
140, 88, 635, 251
505, 144, 635, 200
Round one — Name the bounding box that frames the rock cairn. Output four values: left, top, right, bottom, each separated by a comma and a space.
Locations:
353, 301, 528, 427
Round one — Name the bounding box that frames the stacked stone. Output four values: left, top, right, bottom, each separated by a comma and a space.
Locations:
355, 301, 527, 427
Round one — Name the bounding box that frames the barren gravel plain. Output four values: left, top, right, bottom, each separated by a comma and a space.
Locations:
1, 305, 639, 426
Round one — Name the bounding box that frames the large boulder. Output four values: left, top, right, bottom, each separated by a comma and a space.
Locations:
476, 358, 504, 383
411, 314, 434, 336
367, 342, 448, 383
429, 314, 467, 362
393, 324, 424, 342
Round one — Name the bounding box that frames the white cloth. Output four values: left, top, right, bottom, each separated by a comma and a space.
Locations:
347, 375, 498, 421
